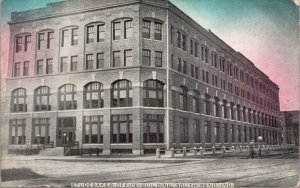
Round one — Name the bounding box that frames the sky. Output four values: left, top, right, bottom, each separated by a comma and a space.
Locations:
1, 0, 299, 111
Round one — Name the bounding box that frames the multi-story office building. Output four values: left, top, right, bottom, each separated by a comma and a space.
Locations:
3, 0, 282, 155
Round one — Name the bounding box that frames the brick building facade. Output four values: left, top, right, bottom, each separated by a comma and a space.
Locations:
3, 0, 282, 155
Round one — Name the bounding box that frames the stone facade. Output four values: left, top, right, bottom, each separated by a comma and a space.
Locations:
3, 0, 282, 155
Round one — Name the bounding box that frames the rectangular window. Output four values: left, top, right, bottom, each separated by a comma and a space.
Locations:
124, 20, 133, 39
124, 50, 132, 66
36, 59, 43, 75
87, 26, 94, 43
47, 32, 54, 49
205, 121, 211, 143
143, 114, 164, 143
154, 22, 162, 40
83, 116, 103, 144
10, 119, 26, 145
46, 59, 53, 74
170, 25, 174, 44
23, 61, 29, 76
177, 58, 182, 72
97, 24, 105, 42
113, 22, 121, 40
86, 54, 93, 70
111, 114, 132, 143
142, 49, 151, 66
96, 53, 104, 69
194, 42, 198, 57
154, 51, 162, 67
170, 54, 174, 69
142, 20, 150, 39
32, 118, 50, 144
215, 123, 220, 143
177, 31, 181, 48
24, 35, 31, 52
191, 64, 194, 77
183, 60, 187, 74
180, 117, 189, 143
113, 51, 121, 67
61, 29, 68, 47
182, 34, 186, 51
14, 62, 20, 77
190, 39, 194, 55
194, 119, 201, 143
16, 37, 22, 52
71, 28, 78, 45
195, 66, 199, 79
60, 57, 68, 73
38, 33, 44, 50
71, 56, 78, 72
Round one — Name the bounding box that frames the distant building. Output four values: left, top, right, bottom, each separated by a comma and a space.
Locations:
3, 0, 282, 155
281, 111, 299, 146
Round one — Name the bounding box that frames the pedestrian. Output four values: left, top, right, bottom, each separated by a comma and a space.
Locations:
250, 140, 255, 159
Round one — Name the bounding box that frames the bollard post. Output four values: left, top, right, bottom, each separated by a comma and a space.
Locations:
182, 147, 187, 158
199, 147, 203, 157
222, 146, 226, 157
239, 145, 242, 152
170, 148, 175, 158
193, 147, 197, 156
156, 148, 161, 158
212, 146, 215, 154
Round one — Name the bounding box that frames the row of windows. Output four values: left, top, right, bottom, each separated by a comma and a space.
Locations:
9, 115, 165, 145
170, 25, 279, 101
10, 79, 164, 112
170, 56, 278, 111
178, 119, 280, 144
15, 19, 163, 53
9, 116, 280, 146
175, 86, 279, 128
13, 49, 164, 77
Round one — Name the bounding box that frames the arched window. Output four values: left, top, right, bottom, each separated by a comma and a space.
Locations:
179, 86, 188, 111
248, 108, 252, 123
86, 22, 105, 44
230, 103, 234, 120
237, 104, 241, 121
58, 84, 77, 110
243, 107, 247, 122
204, 94, 210, 115
84, 82, 104, 109
143, 79, 164, 107
34, 86, 51, 111
11, 88, 27, 112
112, 18, 133, 40
214, 97, 220, 117
222, 100, 227, 118
111, 80, 132, 107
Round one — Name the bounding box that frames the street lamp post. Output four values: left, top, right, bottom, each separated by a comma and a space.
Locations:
63, 132, 67, 145
258, 136, 263, 157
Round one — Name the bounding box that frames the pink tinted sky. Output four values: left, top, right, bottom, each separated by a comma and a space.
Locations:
1, 0, 299, 111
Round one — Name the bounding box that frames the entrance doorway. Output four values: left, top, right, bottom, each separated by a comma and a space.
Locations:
57, 117, 76, 146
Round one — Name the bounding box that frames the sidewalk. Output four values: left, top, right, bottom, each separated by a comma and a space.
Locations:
2, 148, 296, 166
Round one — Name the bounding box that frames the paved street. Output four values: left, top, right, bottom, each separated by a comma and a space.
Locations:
1, 149, 299, 187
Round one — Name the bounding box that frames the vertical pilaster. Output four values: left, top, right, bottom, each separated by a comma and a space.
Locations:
132, 111, 142, 155
103, 88, 111, 155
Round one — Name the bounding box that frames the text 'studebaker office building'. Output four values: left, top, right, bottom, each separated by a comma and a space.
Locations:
3, 0, 282, 155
